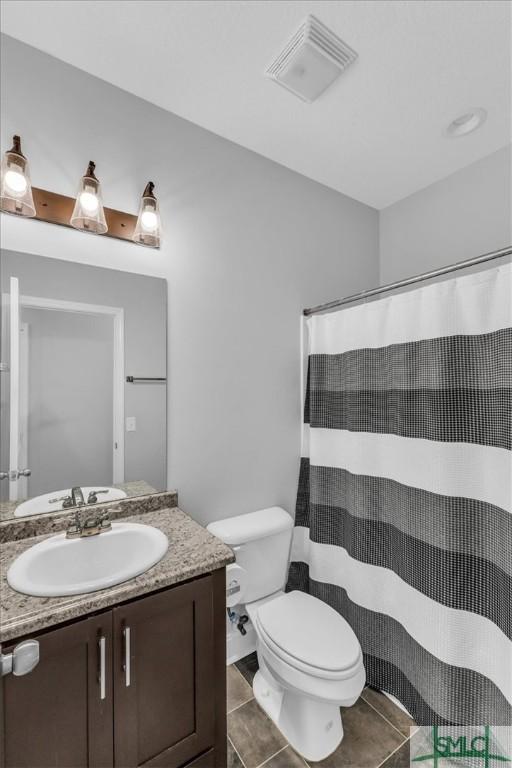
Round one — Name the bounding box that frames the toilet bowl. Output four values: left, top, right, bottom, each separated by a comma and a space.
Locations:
207, 507, 365, 762
247, 590, 365, 761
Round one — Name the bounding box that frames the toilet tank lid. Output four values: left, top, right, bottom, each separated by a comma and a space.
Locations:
207, 507, 293, 546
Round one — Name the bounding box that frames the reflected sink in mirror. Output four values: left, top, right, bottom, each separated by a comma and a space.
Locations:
14, 487, 128, 517
7, 522, 169, 597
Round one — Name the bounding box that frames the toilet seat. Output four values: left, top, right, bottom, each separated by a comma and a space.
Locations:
254, 591, 362, 680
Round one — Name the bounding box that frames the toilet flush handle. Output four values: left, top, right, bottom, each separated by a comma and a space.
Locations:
226, 563, 247, 607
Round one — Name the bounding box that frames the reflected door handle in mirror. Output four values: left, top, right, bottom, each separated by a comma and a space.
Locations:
0, 471, 8, 480
7, 468, 31, 480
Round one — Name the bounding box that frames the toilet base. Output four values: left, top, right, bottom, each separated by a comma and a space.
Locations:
253, 670, 344, 762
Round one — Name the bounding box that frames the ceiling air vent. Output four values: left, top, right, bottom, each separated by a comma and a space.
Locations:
265, 15, 357, 103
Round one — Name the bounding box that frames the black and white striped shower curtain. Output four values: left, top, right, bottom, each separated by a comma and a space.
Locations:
287, 263, 511, 726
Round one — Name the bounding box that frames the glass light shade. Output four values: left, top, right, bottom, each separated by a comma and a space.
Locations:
133, 182, 161, 248
70, 161, 107, 234
0, 135, 36, 217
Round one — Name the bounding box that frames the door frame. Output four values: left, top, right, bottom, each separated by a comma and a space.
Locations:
4, 293, 125, 485
18, 321, 29, 499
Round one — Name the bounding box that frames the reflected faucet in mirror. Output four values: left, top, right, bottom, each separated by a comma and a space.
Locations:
48, 487, 113, 509
70, 486, 85, 508
13, 486, 129, 518
47, 488, 83, 508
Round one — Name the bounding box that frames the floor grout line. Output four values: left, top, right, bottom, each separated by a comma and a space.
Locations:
227, 694, 255, 716
361, 693, 412, 741
236, 673, 257, 688
227, 664, 256, 714
374, 735, 411, 768
256, 745, 289, 768
230, 663, 252, 683
228, 735, 248, 768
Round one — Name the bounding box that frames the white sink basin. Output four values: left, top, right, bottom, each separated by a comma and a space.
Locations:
14, 487, 128, 517
7, 522, 169, 597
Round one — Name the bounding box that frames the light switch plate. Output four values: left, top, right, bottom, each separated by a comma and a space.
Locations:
126, 416, 137, 432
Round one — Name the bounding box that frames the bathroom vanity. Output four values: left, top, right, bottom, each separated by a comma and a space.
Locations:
0, 501, 235, 768
0, 250, 236, 766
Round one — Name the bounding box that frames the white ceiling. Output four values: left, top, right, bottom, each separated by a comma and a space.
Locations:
1, 0, 510, 209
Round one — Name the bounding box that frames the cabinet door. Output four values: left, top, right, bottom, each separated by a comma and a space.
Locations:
113, 576, 215, 768
1, 613, 113, 768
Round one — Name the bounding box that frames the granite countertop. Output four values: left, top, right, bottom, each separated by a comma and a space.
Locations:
0, 507, 235, 643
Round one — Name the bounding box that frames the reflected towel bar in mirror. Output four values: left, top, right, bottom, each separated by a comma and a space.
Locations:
126, 376, 166, 383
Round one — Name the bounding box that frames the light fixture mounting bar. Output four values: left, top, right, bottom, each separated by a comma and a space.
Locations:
24, 187, 151, 246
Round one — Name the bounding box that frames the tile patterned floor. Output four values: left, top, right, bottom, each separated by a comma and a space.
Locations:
227, 653, 417, 768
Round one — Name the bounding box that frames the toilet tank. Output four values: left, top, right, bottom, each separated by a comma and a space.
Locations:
207, 507, 294, 604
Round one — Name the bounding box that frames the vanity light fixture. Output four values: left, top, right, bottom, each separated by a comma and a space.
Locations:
0, 135, 36, 217
0, 135, 160, 247
70, 161, 108, 234
133, 182, 161, 248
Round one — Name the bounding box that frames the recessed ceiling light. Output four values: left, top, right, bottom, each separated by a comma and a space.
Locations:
445, 108, 487, 138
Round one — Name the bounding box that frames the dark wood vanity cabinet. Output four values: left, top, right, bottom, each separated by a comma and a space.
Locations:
1, 570, 227, 768
113, 577, 218, 768
2, 613, 114, 768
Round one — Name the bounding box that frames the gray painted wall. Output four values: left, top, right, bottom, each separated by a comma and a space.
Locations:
379, 145, 512, 283
21, 307, 113, 497
0, 251, 167, 495
0, 36, 380, 526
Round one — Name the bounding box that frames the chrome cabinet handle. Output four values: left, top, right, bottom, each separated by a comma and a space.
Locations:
98, 636, 106, 700
123, 626, 131, 687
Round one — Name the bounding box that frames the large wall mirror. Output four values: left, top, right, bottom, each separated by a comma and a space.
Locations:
0, 250, 167, 520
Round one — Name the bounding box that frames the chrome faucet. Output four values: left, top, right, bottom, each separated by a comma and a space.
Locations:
66, 509, 112, 539
56, 487, 109, 509
71, 486, 85, 507
61, 486, 85, 509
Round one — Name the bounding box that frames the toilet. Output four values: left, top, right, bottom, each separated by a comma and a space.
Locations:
207, 507, 366, 762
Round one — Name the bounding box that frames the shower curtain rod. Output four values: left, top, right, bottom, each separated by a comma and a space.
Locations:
303, 244, 512, 316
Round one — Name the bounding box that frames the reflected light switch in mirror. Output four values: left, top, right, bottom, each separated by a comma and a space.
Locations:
126, 416, 137, 432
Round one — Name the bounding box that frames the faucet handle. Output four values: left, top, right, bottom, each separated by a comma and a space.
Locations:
87, 489, 109, 504
98, 510, 112, 531
49, 494, 71, 504
66, 510, 82, 539
82, 515, 100, 530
